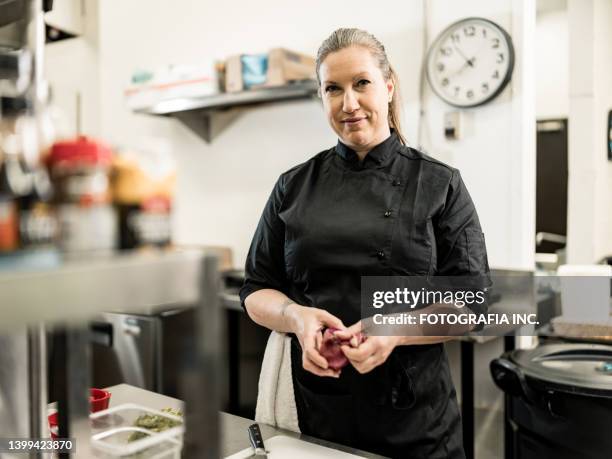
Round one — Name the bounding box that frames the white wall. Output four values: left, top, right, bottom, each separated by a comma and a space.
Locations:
536, 8, 569, 119
95, 0, 425, 266
45, 0, 537, 270
45, 38, 99, 135
592, 0, 612, 261
566, 0, 612, 263
44, 0, 100, 137
420, 0, 536, 270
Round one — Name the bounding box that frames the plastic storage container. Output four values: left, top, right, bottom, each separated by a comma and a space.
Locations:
90, 403, 183, 458
48, 388, 113, 440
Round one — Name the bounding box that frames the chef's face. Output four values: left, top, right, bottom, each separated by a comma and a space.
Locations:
319, 45, 394, 153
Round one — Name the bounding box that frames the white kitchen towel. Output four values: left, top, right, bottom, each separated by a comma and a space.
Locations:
255, 331, 300, 433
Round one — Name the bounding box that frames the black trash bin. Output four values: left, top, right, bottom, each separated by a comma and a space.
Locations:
491, 343, 612, 459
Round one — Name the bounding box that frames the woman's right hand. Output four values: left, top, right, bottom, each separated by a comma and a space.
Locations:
286, 304, 345, 378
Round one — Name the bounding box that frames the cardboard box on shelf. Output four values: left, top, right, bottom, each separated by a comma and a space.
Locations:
265, 48, 316, 87
223, 48, 315, 93
224, 55, 243, 93
124, 63, 219, 110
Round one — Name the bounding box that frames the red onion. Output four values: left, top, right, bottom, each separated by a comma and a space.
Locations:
319, 327, 365, 370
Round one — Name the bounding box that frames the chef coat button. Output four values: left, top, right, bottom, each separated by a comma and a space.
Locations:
384, 210, 392, 218
376, 251, 386, 260
393, 179, 401, 186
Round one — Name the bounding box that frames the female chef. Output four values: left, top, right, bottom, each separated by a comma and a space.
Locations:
239, 28, 490, 458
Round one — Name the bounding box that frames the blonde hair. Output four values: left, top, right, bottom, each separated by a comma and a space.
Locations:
315, 28, 406, 145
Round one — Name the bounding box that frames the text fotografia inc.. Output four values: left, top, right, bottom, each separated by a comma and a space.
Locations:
371, 312, 538, 326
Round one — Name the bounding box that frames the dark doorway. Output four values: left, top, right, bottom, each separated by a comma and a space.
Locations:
536, 119, 568, 253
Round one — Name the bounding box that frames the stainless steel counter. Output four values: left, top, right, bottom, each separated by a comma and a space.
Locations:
103, 384, 385, 458
0, 249, 203, 330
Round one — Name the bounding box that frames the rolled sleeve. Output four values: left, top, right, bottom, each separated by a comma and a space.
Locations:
239, 175, 288, 309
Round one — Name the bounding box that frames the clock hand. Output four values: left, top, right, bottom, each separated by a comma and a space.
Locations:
452, 43, 474, 67
446, 59, 471, 79
442, 43, 484, 81
468, 40, 492, 68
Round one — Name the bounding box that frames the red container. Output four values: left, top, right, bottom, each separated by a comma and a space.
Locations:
89, 388, 111, 412
48, 388, 111, 439
48, 136, 113, 168
48, 412, 58, 440
48, 136, 113, 206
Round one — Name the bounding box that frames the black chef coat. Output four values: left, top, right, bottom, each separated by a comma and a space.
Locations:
240, 132, 490, 458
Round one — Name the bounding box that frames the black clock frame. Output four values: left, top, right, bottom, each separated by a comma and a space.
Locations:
425, 17, 515, 108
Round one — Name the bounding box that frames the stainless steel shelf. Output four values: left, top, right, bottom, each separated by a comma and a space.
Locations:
136, 79, 319, 115
133, 80, 319, 142
0, 249, 204, 330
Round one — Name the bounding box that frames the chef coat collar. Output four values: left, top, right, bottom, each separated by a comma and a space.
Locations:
335, 130, 400, 167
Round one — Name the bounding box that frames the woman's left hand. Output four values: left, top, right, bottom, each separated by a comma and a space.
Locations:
333, 321, 400, 374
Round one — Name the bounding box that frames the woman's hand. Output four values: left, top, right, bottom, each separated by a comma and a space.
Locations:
334, 321, 400, 374
286, 304, 346, 378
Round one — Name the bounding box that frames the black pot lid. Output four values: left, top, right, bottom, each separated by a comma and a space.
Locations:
510, 344, 612, 393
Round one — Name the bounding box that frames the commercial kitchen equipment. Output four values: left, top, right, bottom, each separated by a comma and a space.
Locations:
491, 343, 612, 459
0, 248, 223, 458
87, 307, 197, 397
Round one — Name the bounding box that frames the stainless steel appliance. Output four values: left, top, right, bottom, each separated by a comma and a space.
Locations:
91, 313, 160, 390
90, 307, 197, 397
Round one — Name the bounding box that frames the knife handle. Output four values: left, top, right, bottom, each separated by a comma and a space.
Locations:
248, 423, 266, 451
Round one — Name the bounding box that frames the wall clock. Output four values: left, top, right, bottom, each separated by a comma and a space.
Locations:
425, 17, 515, 108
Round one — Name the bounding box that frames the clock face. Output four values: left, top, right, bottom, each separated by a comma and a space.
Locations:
426, 17, 515, 108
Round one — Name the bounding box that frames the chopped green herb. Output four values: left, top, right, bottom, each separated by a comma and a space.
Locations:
127, 408, 183, 442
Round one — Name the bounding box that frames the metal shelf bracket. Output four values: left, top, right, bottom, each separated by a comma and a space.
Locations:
174, 108, 242, 143
134, 80, 319, 143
